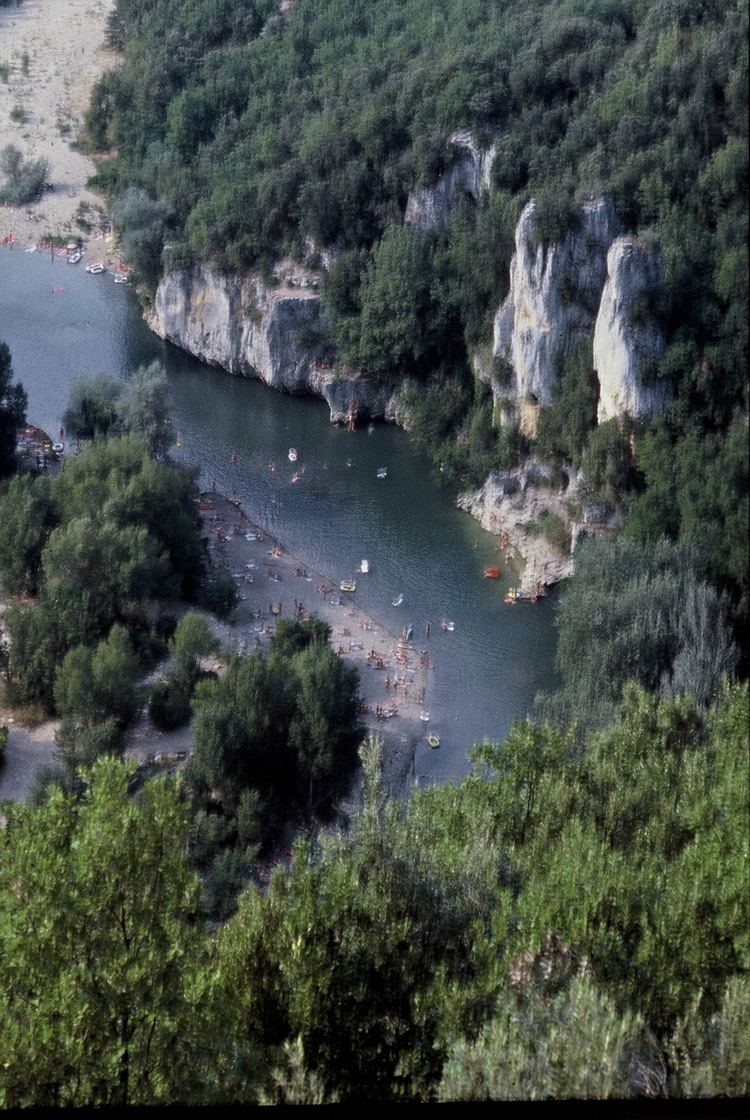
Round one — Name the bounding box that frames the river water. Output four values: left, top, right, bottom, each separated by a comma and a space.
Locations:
1, 247, 559, 782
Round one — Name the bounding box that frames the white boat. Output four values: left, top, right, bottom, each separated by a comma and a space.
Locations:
392, 593, 403, 607
86, 262, 105, 274
360, 560, 369, 574
441, 619, 455, 632
67, 250, 82, 264
25, 245, 37, 253
376, 467, 387, 479
419, 711, 430, 722
113, 274, 128, 284
288, 448, 298, 462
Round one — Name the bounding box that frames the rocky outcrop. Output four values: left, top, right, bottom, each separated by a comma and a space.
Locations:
458, 460, 620, 596
148, 262, 399, 422
492, 198, 621, 415
405, 129, 497, 231
594, 237, 668, 423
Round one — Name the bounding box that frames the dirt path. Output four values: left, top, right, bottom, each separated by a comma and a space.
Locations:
0, 0, 119, 253
0, 713, 58, 802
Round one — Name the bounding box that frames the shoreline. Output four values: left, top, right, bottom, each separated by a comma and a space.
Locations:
0, 0, 118, 255
198, 490, 435, 793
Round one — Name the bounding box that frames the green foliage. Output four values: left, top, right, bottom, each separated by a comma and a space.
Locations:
626, 415, 750, 648
148, 678, 192, 731
0, 758, 207, 1107
54, 625, 141, 729
0, 724, 7, 757
111, 187, 171, 286
0, 685, 747, 1101
0, 474, 57, 594
198, 570, 238, 619
148, 612, 219, 730
62, 363, 173, 455
527, 508, 571, 555
215, 738, 477, 1102
0, 144, 48, 205
540, 536, 738, 730
119, 360, 175, 457
0, 341, 27, 479
2, 433, 206, 712
439, 976, 646, 1100
87, 2, 747, 635
62, 372, 123, 443
356, 225, 436, 379
580, 417, 639, 507
189, 620, 361, 850
534, 347, 599, 466
530, 188, 580, 246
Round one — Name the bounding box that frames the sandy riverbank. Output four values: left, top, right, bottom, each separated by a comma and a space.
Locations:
0, 0, 118, 253
0, 483, 436, 802
199, 492, 435, 793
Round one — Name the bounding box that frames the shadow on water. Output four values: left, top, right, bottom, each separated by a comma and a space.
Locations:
1, 247, 560, 782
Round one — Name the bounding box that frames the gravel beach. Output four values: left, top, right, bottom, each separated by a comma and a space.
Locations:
0, 0, 118, 253
200, 491, 436, 793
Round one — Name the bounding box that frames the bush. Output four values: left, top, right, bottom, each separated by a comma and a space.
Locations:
0, 724, 7, 758
149, 679, 192, 731
0, 144, 48, 205
199, 572, 238, 620
529, 509, 571, 555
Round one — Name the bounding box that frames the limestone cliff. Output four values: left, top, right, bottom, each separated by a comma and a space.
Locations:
594, 237, 668, 422
404, 129, 497, 231
491, 198, 620, 419
148, 262, 399, 423
457, 460, 620, 597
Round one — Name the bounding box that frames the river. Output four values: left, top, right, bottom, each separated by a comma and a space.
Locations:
0, 247, 559, 783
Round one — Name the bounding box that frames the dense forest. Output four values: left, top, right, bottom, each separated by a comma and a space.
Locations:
0, 0, 747, 1103
86, 0, 748, 654
1, 683, 747, 1104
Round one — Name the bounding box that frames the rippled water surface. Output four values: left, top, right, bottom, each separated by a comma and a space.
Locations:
1, 248, 559, 782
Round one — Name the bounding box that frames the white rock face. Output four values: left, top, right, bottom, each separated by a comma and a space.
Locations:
594, 237, 668, 422
404, 129, 498, 231
457, 459, 622, 595
492, 197, 621, 407
148, 263, 398, 422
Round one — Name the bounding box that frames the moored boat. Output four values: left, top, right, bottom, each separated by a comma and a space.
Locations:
340, 579, 357, 593
427, 733, 440, 748
288, 447, 298, 462
360, 559, 369, 574
484, 565, 500, 579
392, 593, 403, 607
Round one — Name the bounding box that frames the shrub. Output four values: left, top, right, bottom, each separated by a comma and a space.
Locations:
149, 679, 192, 731
199, 572, 238, 620
0, 144, 48, 205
